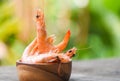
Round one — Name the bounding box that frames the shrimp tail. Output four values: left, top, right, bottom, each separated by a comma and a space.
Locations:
55, 30, 71, 52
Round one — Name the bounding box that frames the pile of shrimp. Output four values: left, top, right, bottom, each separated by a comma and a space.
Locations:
21, 9, 77, 64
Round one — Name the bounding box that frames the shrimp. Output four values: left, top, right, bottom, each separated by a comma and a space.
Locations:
35, 9, 71, 54
36, 9, 51, 53
21, 9, 74, 64
35, 54, 58, 63
22, 53, 58, 63
36, 9, 47, 41
56, 47, 77, 63
22, 47, 76, 63
65, 47, 77, 58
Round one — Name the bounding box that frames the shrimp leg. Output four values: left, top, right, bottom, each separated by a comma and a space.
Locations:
30, 44, 38, 55
46, 34, 56, 44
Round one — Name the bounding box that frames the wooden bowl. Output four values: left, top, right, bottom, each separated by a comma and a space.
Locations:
16, 60, 72, 81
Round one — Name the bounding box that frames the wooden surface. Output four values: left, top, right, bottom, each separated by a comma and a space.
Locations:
0, 58, 120, 81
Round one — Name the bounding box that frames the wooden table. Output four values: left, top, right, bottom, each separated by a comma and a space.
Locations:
0, 58, 120, 81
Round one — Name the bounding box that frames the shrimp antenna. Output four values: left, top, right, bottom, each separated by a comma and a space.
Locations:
76, 47, 92, 51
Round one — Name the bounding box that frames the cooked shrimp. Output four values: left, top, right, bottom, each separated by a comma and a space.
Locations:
22, 53, 58, 63
21, 9, 74, 64
35, 9, 54, 53
35, 9, 71, 54
35, 54, 58, 63
36, 9, 46, 41
57, 47, 77, 63
65, 47, 77, 58
36, 9, 50, 53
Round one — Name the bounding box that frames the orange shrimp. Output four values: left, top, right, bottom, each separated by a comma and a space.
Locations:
35, 54, 58, 63
35, 9, 54, 53
21, 9, 73, 63
35, 9, 71, 54
22, 54, 58, 63
57, 47, 77, 63
36, 9, 50, 53
22, 47, 76, 63
65, 47, 77, 58
36, 9, 46, 41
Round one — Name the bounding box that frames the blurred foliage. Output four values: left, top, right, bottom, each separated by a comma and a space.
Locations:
0, 0, 25, 65
0, 0, 120, 65
74, 0, 120, 60
87, 0, 120, 58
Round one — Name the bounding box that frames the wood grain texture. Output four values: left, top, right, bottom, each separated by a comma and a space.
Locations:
16, 61, 71, 81
0, 58, 120, 81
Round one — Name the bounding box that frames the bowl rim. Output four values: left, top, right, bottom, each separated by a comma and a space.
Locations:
16, 60, 72, 66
